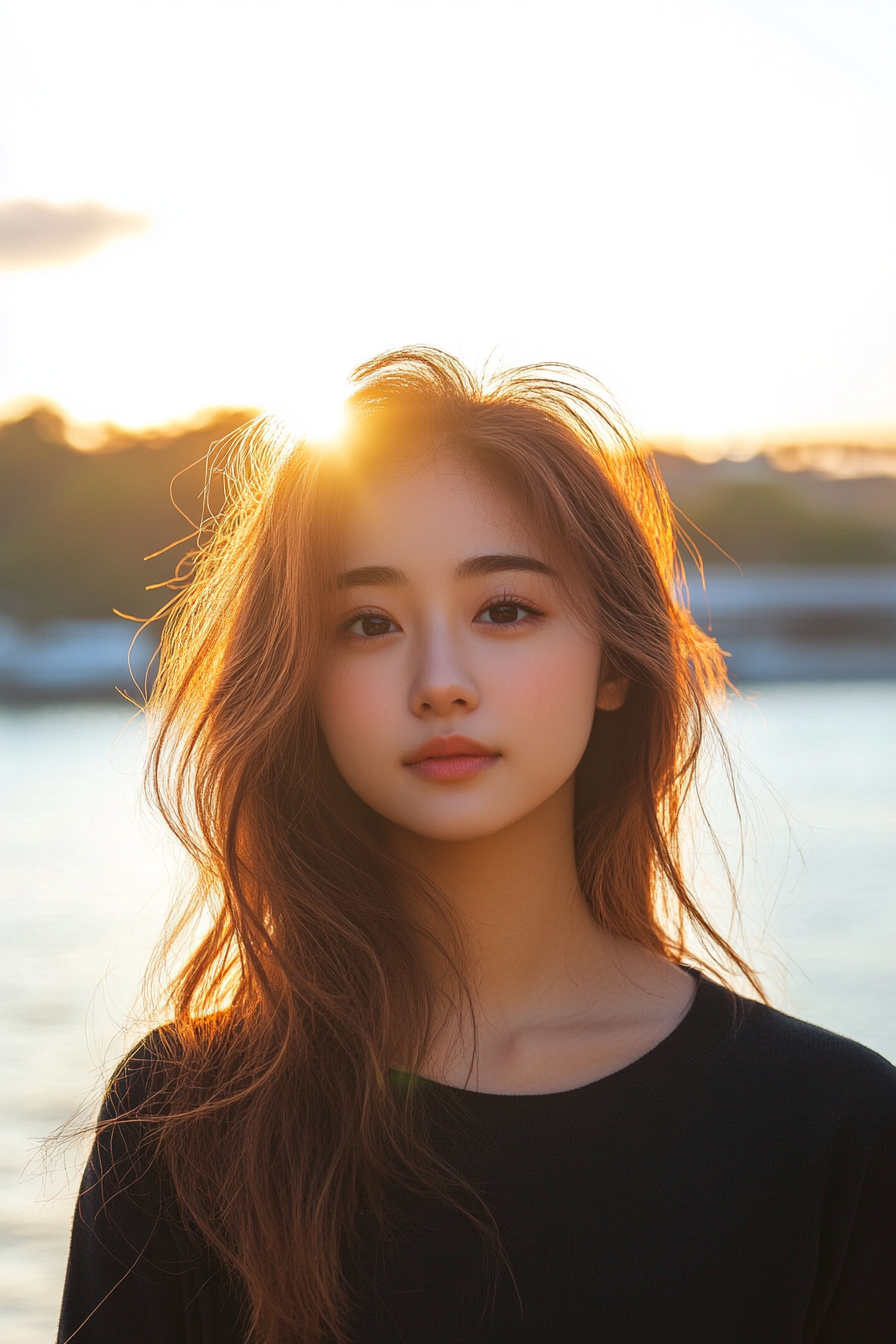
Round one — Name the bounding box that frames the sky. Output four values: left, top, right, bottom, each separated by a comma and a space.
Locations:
0, 0, 894, 447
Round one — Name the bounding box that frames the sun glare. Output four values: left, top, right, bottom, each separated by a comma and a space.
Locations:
269, 387, 350, 455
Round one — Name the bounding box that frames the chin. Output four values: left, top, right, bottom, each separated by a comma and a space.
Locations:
421, 824, 503, 843
393, 809, 523, 844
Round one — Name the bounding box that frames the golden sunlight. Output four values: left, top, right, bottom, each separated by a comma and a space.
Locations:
269, 384, 350, 455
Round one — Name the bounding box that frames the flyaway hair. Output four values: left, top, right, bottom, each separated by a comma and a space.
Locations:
106, 348, 759, 1343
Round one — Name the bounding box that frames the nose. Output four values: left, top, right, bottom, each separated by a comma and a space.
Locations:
409, 621, 480, 718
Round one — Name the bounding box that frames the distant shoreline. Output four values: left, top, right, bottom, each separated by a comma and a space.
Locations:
2, 565, 894, 700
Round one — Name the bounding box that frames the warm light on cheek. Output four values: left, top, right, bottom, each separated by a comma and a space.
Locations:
315, 651, 385, 735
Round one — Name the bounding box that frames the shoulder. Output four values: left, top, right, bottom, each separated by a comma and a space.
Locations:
712, 981, 896, 1135
80, 1026, 187, 1204
734, 992, 896, 1093
99, 1023, 184, 1123
100, 1012, 239, 1122
85, 1017, 240, 1216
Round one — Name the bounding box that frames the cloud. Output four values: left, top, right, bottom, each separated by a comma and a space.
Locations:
0, 199, 149, 271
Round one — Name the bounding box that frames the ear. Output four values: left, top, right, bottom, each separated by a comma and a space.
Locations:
596, 672, 630, 712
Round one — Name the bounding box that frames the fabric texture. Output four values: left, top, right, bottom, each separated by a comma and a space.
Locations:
58, 973, 896, 1343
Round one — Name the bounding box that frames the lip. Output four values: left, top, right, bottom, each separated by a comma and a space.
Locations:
403, 734, 500, 782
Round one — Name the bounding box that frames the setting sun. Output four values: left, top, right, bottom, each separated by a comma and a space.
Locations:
269, 386, 350, 454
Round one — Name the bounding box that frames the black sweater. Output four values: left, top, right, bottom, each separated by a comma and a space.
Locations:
58, 974, 896, 1343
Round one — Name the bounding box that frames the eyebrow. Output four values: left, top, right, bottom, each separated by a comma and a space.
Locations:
335, 553, 557, 589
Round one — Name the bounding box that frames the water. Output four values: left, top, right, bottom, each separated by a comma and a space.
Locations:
0, 706, 175, 1344
1, 687, 895, 1342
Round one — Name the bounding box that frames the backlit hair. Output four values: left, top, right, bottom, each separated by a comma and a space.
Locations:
125, 348, 758, 1343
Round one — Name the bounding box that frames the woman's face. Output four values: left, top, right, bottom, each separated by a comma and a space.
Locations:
315, 454, 626, 843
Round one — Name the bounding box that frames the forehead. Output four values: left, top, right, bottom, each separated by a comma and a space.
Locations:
337, 453, 538, 566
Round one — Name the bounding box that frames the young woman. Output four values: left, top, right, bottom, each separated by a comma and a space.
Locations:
58, 349, 895, 1344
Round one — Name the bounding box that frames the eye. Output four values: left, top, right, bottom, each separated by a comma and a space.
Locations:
475, 594, 544, 628
342, 611, 399, 639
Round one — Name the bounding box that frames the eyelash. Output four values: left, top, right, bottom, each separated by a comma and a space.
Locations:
339, 590, 546, 641
479, 590, 547, 631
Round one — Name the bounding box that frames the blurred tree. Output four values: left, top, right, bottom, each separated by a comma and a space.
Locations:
681, 481, 896, 566
0, 407, 255, 622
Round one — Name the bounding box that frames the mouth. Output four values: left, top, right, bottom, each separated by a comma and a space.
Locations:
403, 735, 500, 782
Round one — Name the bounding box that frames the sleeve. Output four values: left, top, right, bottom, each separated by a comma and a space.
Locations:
57, 1041, 245, 1344
813, 1114, 896, 1343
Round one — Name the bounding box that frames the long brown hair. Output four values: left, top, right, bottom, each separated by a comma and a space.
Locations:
130, 348, 758, 1342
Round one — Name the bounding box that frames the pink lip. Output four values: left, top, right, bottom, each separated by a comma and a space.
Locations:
403, 734, 500, 782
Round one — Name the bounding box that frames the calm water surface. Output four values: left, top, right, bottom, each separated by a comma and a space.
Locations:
1, 686, 895, 1342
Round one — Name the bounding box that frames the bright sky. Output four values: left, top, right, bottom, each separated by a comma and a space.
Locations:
0, 0, 894, 444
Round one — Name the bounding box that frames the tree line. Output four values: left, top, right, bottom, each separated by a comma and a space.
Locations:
1, 405, 894, 623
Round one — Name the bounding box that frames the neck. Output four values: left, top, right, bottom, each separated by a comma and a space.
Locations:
382, 778, 694, 1092
383, 778, 616, 1024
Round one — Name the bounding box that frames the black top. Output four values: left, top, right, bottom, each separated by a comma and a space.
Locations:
58, 973, 896, 1343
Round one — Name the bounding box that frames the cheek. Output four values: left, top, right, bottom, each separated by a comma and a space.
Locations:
315, 658, 397, 762
502, 636, 601, 763
503, 633, 600, 715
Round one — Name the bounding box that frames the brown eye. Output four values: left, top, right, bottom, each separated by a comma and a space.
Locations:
480, 602, 526, 625
358, 615, 394, 637
343, 612, 397, 638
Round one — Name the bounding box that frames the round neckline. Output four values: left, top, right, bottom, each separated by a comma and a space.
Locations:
404, 971, 750, 1151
